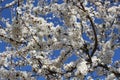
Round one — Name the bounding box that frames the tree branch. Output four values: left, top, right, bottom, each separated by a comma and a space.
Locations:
0, 34, 26, 45
97, 63, 120, 78
87, 15, 98, 57
80, 3, 98, 57
76, 3, 98, 63
0, 1, 17, 12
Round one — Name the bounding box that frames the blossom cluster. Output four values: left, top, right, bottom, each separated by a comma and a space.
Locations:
0, 0, 120, 79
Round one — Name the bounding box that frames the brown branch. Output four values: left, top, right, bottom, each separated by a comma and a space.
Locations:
0, 34, 26, 45
75, 3, 93, 63
87, 15, 98, 57
22, 21, 42, 49
76, 3, 98, 63
97, 64, 120, 78
82, 43, 92, 64
0, 1, 17, 12
0, 0, 23, 12
80, 3, 98, 57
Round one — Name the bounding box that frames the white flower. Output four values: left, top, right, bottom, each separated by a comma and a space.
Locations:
108, 6, 117, 13
117, 67, 120, 73
103, 40, 112, 52
42, 65, 47, 69
36, 55, 44, 60
92, 56, 100, 66
52, 37, 57, 42
5, 1, 15, 7
22, 72, 28, 78
106, 73, 116, 80
87, 76, 93, 80
71, 9, 77, 15
0, 29, 6, 35
64, 72, 71, 78
16, 7, 22, 14
64, 62, 75, 71
6, 22, 11, 28
33, 7, 39, 12
77, 60, 88, 75
37, 69, 42, 74
95, 2, 102, 6
70, 15, 77, 23
22, 27, 28, 34
74, 70, 84, 79
49, 66, 56, 71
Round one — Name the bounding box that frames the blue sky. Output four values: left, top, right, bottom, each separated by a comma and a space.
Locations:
0, 0, 120, 80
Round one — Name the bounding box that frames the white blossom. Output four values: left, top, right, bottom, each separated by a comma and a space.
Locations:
0, 0, 120, 79
106, 73, 116, 80
108, 6, 117, 13
64, 62, 75, 71
16, 7, 22, 14
0, 29, 6, 35
77, 59, 88, 75
92, 56, 100, 66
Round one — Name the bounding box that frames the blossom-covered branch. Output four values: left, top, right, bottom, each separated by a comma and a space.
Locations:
0, 0, 120, 80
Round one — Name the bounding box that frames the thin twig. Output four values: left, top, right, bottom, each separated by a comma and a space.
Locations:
97, 63, 120, 78
0, 34, 26, 45
0, 0, 17, 12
